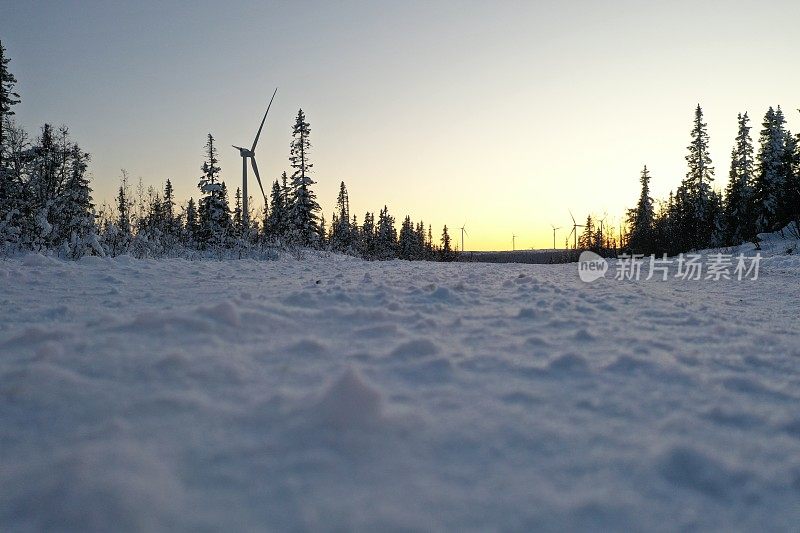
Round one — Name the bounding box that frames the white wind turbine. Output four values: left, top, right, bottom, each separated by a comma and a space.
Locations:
459, 223, 469, 252
232, 87, 278, 229
567, 210, 585, 250
550, 224, 561, 249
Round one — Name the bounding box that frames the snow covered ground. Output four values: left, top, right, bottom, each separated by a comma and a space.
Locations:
1, 248, 800, 531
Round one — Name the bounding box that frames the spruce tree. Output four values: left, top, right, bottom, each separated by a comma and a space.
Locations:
578, 215, 595, 250
681, 105, 716, 249
163, 179, 175, 235
287, 109, 320, 246
780, 129, 799, 229
724, 113, 755, 244
233, 186, 243, 237
0, 40, 21, 166
440, 225, 453, 261
57, 143, 99, 257
398, 215, 415, 259
266, 178, 284, 241
375, 205, 397, 259
185, 197, 199, 244
360, 211, 375, 259
626, 165, 655, 254
754, 106, 787, 232
332, 181, 351, 251
198, 133, 230, 246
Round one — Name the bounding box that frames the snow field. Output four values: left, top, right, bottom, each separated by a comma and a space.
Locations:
1, 252, 800, 531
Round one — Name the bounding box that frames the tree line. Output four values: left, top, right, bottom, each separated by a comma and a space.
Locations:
0, 41, 458, 261
624, 105, 800, 256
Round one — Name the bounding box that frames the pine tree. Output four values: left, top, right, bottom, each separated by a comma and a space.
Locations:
163, 179, 175, 235
375, 205, 397, 259
779, 128, 799, 229
578, 215, 595, 250
287, 109, 320, 246
233, 186, 243, 237
398, 215, 415, 259
185, 197, 199, 243
0, 40, 21, 167
360, 211, 375, 259
681, 104, 716, 249
0, 120, 26, 244
724, 113, 756, 244
57, 143, 99, 257
318, 212, 327, 247
266, 178, 284, 241
350, 214, 360, 252
332, 181, 351, 251
626, 165, 655, 254
753, 106, 787, 232
197, 133, 230, 246
440, 225, 453, 261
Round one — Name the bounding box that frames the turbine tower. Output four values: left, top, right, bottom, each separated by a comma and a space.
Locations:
550, 224, 561, 249
459, 223, 468, 252
233, 87, 278, 229
512, 233, 517, 251
567, 210, 585, 250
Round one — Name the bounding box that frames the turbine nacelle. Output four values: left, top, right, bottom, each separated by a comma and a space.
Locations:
233, 145, 255, 158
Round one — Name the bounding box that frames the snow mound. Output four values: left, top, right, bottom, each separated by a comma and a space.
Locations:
312, 367, 385, 430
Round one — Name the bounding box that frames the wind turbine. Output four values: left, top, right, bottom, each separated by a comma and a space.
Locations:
459, 223, 468, 252
567, 210, 585, 250
550, 224, 561, 249
512, 234, 517, 251
598, 212, 608, 249
233, 87, 278, 229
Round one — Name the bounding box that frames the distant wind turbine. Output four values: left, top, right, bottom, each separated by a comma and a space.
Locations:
550, 224, 561, 250
567, 210, 585, 250
232, 87, 278, 229
459, 223, 469, 252
512, 233, 517, 251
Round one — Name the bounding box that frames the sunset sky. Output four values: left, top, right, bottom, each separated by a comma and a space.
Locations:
3, 0, 799, 250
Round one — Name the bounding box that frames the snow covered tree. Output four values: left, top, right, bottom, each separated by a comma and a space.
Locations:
184, 197, 199, 244
780, 128, 800, 229
287, 109, 320, 246
678, 105, 717, 249
233, 186, 243, 237
331, 181, 351, 251
360, 211, 376, 259
265, 178, 285, 241
375, 205, 397, 259
162, 178, 176, 236
753, 106, 787, 232
723, 112, 756, 245
440, 225, 454, 261
0, 40, 21, 167
626, 165, 655, 254
0, 121, 27, 246
55, 143, 100, 257
398, 215, 416, 259
197, 133, 230, 247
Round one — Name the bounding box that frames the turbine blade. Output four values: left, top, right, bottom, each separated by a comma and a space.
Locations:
250, 157, 267, 201
569, 209, 576, 224
251, 87, 278, 152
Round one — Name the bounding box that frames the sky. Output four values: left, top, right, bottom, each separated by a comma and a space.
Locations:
2, 0, 799, 250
